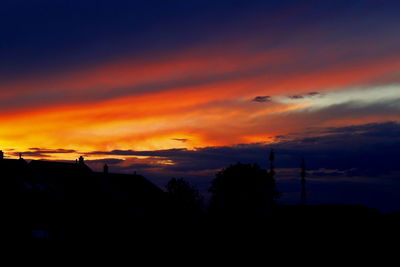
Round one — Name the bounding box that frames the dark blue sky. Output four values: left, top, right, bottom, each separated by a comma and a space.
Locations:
2, 0, 399, 79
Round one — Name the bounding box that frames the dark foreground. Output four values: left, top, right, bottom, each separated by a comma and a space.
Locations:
5, 203, 400, 244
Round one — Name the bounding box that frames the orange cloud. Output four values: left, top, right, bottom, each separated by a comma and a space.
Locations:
1, 39, 400, 157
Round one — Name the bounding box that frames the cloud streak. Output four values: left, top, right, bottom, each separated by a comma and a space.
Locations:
252, 96, 272, 102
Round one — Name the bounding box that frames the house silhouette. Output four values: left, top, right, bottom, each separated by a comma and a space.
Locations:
29, 158, 97, 200
0, 151, 167, 240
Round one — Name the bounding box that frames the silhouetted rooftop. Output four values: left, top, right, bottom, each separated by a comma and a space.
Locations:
29, 160, 92, 176
0, 158, 48, 195
95, 172, 164, 201
0, 158, 29, 174
28, 160, 96, 199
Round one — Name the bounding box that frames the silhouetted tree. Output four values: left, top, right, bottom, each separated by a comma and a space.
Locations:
166, 178, 203, 216
208, 163, 280, 215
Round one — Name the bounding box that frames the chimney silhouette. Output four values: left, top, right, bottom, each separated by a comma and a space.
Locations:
103, 164, 109, 174
0, 150, 3, 160
79, 156, 85, 165
300, 158, 307, 206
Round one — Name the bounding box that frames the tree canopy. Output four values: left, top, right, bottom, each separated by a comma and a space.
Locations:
208, 163, 280, 215
166, 178, 203, 216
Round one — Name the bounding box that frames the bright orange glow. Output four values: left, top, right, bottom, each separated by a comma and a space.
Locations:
1, 42, 400, 160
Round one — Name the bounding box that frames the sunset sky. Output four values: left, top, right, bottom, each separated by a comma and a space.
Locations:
1, 0, 400, 210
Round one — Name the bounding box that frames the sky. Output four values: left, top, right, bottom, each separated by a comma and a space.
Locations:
1, 0, 400, 211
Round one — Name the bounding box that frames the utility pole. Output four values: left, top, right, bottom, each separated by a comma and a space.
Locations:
300, 158, 307, 206
269, 149, 275, 177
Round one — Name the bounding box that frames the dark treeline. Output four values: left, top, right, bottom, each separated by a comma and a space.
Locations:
1, 150, 398, 244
